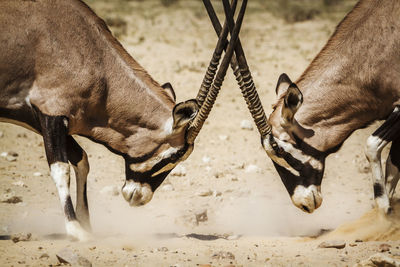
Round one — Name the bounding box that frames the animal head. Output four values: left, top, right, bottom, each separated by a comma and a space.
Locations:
121, 93, 199, 206
262, 73, 325, 213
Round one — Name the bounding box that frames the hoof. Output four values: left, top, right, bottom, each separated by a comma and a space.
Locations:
65, 221, 92, 242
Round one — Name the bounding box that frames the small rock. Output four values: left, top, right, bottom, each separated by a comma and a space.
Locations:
11, 233, 32, 243
318, 240, 346, 249
211, 251, 235, 260
218, 135, 228, 141
349, 243, 357, 247
6, 155, 17, 162
0, 152, 7, 157
195, 209, 208, 224
202, 156, 211, 163
240, 120, 253, 130
157, 247, 169, 252
39, 253, 50, 259
197, 190, 213, 197
213, 171, 224, 179
379, 243, 392, 252
2, 196, 23, 204
7, 151, 18, 157
161, 184, 174, 192
213, 191, 222, 197
170, 165, 186, 177
12, 181, 27, 188
33, 172, 43, 177
0, 131, 3, 138
245, 164, 260, 173
100, 185, 119, 196
56, 248, 92, 267
356, 253, 400, 267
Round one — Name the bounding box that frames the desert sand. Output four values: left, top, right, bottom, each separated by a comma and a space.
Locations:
1, 1, 399, 266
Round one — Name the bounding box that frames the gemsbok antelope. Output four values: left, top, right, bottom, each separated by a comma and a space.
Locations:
0, 0, 247, 240
226, 0, 400, 214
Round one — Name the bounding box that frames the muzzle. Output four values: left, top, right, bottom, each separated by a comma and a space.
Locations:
291, 185, 322, 213
121, 180, 153, 206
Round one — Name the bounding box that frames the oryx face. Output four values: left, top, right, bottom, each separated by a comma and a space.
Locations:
263, 74, 325, 213
121, 99, 198, 206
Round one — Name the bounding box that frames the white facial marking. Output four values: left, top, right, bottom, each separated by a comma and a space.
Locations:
275, 139, 323, 171
163, 117, 173, 135
291, 185, 322, 213
130, 146, 180, 173
25, 96, 32, 107
262, 137, 299, 176
122, 180, 153, 206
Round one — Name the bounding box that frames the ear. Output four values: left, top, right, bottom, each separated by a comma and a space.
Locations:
162, 82, 176, 102
281, 83, 303, 127
172, 99, 199, 130
276, 73, 292, 98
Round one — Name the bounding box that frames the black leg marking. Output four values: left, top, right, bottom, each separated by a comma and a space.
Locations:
373, 183, 384, 198
64, 198, 77, 221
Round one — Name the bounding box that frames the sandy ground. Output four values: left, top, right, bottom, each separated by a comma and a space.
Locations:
1, 1, 400, 266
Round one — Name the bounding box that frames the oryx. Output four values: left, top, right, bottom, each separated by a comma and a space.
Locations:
204, 0, 400, 214
0, 0, 247, 240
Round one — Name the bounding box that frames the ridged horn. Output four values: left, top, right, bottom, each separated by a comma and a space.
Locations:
208, 0, 272, 139
195, 0, 238, 107
187, 0, 247, 144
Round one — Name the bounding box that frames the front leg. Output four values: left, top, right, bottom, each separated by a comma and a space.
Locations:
385, 138, 400, 199
365, 106, 400, 214
38, 111, 90, 241
67, 136, 91, 231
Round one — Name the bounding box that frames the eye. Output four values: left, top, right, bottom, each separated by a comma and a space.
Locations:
269, 136, 285, 157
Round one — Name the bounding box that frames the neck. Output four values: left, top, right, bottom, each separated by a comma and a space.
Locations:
294, 0, 400, 151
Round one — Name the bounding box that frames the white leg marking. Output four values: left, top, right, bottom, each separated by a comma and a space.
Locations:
73, 151, 91, 230
51, 162, 90, 241
365, 135, 390, 212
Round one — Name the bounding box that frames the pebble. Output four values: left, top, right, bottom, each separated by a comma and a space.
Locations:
0, 152, 7, 157
318, 240, 346, 249
245, 164, 260, 173
33, 172, 43, 177
11, 233, 32, 243
218, 135, 228, 141
100, 185, 119, 196
211, 251, 235, 260
197, 190, 213, 197
161, 184, 174, 192
0, 131, 3, 138
240, 120, 253, 130
356, 253, 400, 267
379, 243, 391, 252
56, 248, 92, 267
170, 165, 186, 177
1, 196, 23, 204
195, 209, 208, 224
12, 181, 27, 187
202, 156, 211, 163
39, 253, 50, 259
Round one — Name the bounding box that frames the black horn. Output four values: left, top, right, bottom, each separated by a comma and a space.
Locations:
187, 0, 247, 144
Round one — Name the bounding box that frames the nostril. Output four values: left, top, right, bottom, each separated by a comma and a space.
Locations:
302, 205, 310, 213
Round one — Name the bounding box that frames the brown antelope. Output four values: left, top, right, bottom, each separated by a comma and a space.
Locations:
205, 0, 400, 215
0, 0, 247, 240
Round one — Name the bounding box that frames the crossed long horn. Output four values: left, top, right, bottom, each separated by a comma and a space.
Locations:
203, 0, 272, 139
186, 0, 248, 144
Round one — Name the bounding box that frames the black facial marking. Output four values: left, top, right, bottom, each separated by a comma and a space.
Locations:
373, 183, 384, 198
125, 143, 190, 191
64, 197, 77, 221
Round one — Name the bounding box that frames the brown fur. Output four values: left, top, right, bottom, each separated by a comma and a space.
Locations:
0, 0, 179, 159
270, 0, 400, 152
